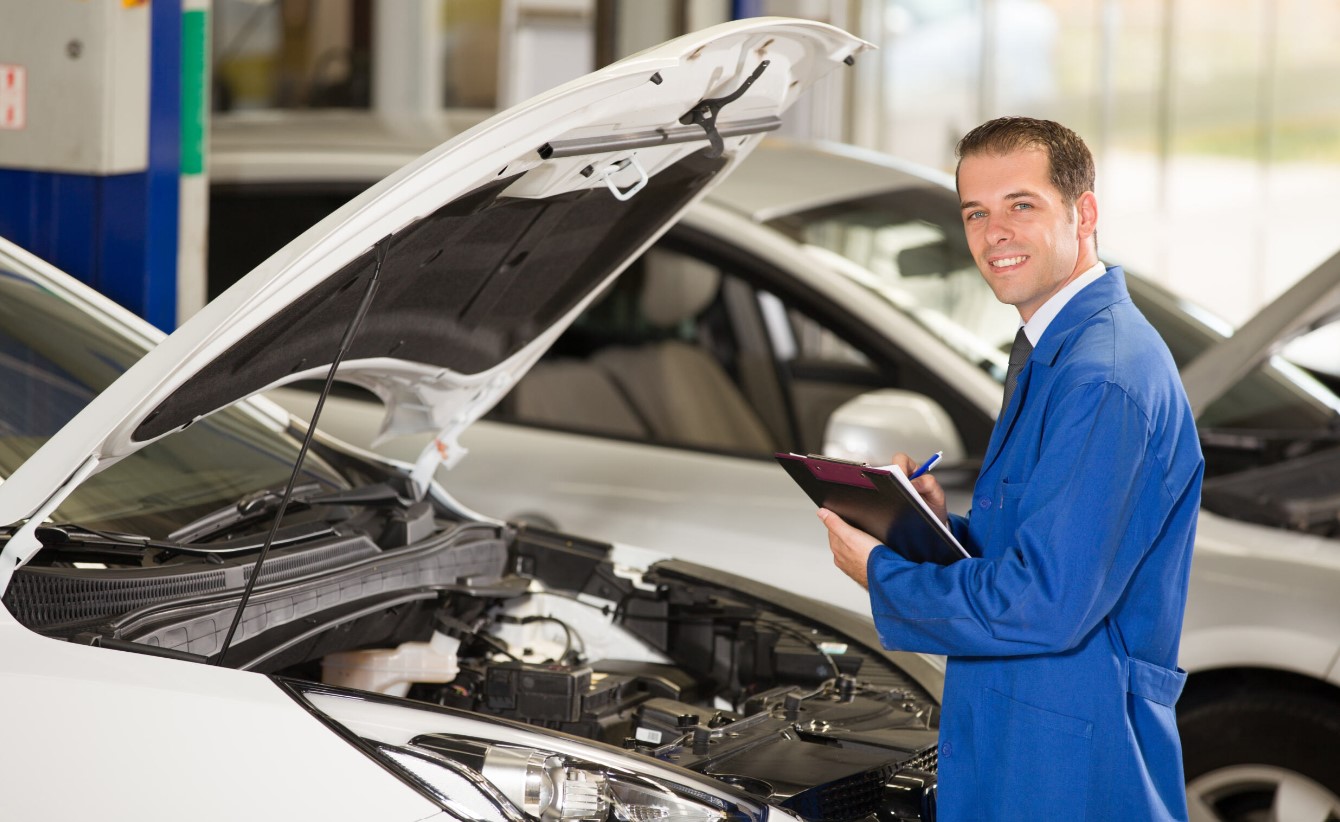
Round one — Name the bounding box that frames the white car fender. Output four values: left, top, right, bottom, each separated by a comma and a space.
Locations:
0, 605, 442, 820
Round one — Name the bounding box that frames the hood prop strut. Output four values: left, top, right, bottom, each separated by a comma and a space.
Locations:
679, 60, 769, 158
214, 238, 390, 667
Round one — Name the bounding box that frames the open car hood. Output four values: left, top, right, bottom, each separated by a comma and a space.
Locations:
1181, 248, 1340, 417
0, 19, 868, 587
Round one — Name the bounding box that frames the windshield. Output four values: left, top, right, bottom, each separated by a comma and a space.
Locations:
767, 188, 1340, 431
0, 259, 347, 538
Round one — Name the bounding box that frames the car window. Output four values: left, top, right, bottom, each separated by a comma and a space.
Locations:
759, 290, 872, 369
756, 290, 889, 453
768, 187, 1340, 432
500, 238, 983, 458
0, 260, 347, 539
500, 246, 783, 454
774, 189, 1015, 380
1283, 323, 1340, 389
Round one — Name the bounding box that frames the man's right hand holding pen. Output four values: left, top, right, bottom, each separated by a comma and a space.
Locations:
891, 451, 949, 528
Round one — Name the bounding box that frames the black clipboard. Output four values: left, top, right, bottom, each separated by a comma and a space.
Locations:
777, 452, 972, 565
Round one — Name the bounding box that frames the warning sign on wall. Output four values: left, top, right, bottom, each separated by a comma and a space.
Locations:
1, 64, 27, 130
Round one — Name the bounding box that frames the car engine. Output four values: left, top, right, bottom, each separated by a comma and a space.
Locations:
4, 497, 940, 821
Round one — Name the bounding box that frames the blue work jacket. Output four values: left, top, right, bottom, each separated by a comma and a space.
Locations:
867, 267, 1203, 820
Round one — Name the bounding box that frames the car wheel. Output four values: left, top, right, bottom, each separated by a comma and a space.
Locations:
1181, 691, 1340, 822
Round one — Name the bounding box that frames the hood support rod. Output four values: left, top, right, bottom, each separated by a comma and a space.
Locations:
214, 238, 390, 667
679, 60, 770, 158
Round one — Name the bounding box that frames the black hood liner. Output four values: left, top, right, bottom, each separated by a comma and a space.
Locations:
1201, 445, 1340, 536
136, 149, 727, 442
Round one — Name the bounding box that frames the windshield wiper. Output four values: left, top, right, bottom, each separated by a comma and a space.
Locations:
28, 524, 176, 562
27, 520, 338, 563
168, 480, 413, 546
167, 483, 325, 545
35, 523, 165, 548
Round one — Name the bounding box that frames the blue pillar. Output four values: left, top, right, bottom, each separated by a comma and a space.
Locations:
731, 0, 764, 19
0, 0, 181, 330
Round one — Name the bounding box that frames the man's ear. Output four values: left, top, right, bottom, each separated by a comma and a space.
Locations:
1076, 191, 1098, 242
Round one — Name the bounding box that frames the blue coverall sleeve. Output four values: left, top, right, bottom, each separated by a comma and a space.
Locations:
866, 381, 1170, 656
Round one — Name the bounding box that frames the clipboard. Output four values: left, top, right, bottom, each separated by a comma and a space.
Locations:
776, 452, 972, 565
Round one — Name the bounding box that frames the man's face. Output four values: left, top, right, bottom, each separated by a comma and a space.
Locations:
957, 147, 1096, 321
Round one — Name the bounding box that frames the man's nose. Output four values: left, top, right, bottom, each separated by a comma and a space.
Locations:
986, 214, 1011, 244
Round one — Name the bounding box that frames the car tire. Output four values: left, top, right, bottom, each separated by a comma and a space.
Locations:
1180, 691, 1340, 822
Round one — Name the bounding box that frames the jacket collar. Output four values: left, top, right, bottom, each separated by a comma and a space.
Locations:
1029, 265, 1130, 368
978, 266, 1130, 479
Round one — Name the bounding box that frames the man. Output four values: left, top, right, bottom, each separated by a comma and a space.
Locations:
819, 118, 1203, 820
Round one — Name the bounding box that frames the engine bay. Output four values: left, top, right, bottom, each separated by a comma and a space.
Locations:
3, 490, 940, 821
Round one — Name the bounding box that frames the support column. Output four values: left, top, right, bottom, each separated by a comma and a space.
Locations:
178, 0, 212, 323
0, 0, 183, 330
372, 0, 443, 118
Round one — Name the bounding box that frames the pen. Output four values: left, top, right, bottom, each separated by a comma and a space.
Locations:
908, 451, 943, 480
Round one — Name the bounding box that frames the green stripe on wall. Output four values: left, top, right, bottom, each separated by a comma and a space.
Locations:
180, 9, 208, 175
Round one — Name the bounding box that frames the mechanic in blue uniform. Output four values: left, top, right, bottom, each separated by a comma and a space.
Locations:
819, 118, 1204, 820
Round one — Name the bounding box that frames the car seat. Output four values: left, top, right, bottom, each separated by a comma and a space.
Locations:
588, 250, 778, 453
510, 358, 648, 438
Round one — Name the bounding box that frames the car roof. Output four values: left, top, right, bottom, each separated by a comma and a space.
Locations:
702, 137, 955, 221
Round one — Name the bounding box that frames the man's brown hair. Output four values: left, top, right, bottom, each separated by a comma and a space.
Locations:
955, 117, 1096, 207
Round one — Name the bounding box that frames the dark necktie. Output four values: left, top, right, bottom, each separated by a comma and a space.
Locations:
1001, 327, 1033, 416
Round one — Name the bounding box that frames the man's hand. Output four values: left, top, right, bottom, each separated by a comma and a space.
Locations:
818, 508, 882, 589
887, 452, 949, 527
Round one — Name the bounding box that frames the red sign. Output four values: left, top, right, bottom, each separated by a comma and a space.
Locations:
0, 64, 26, 131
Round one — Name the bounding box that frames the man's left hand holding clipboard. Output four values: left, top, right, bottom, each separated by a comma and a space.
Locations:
778, 452, 964, 589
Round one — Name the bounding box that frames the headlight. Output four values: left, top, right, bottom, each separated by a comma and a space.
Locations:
478, 745, 610, 820
385, 734, 732, 822
282, 681, 767, 822
372, 742, 521, 822
606, 776, 725, 822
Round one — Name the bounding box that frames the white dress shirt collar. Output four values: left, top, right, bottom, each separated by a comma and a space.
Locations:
1020, 261, 1108, 346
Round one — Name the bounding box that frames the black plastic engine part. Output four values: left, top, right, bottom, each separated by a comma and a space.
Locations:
484, 661, 591, 723
559, 680, 937, 822
631, 696, 736, 747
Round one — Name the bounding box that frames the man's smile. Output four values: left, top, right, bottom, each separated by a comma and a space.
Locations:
988, 254, 1029, 272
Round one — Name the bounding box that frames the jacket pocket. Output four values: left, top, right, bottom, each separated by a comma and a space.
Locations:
987, 686, 1093, 739
1125, 657, 1189, 813
1127, 656, 1187, 706
979, 688, 1093, 818
987, 478, 1029, 554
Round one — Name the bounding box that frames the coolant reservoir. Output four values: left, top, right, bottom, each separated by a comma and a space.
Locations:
321, 632, 461, 697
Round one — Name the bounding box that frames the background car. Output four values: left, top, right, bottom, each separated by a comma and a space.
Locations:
0, 22, 957, 822
211, 126, 1340, 819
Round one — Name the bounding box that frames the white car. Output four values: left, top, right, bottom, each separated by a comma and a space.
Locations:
0, 20, 956, 821
214, 119, 1340, 818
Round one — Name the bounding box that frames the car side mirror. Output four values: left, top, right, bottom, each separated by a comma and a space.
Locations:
822, 389, 965, 466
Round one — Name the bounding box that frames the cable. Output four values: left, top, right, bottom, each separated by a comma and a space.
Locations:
214, 239, 389, 667
498, 614, 577, 663
478, 632, 522, 662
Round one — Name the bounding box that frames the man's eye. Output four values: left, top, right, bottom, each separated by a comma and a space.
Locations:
1013, 202, 1033, 211
966, 211, 985, 220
